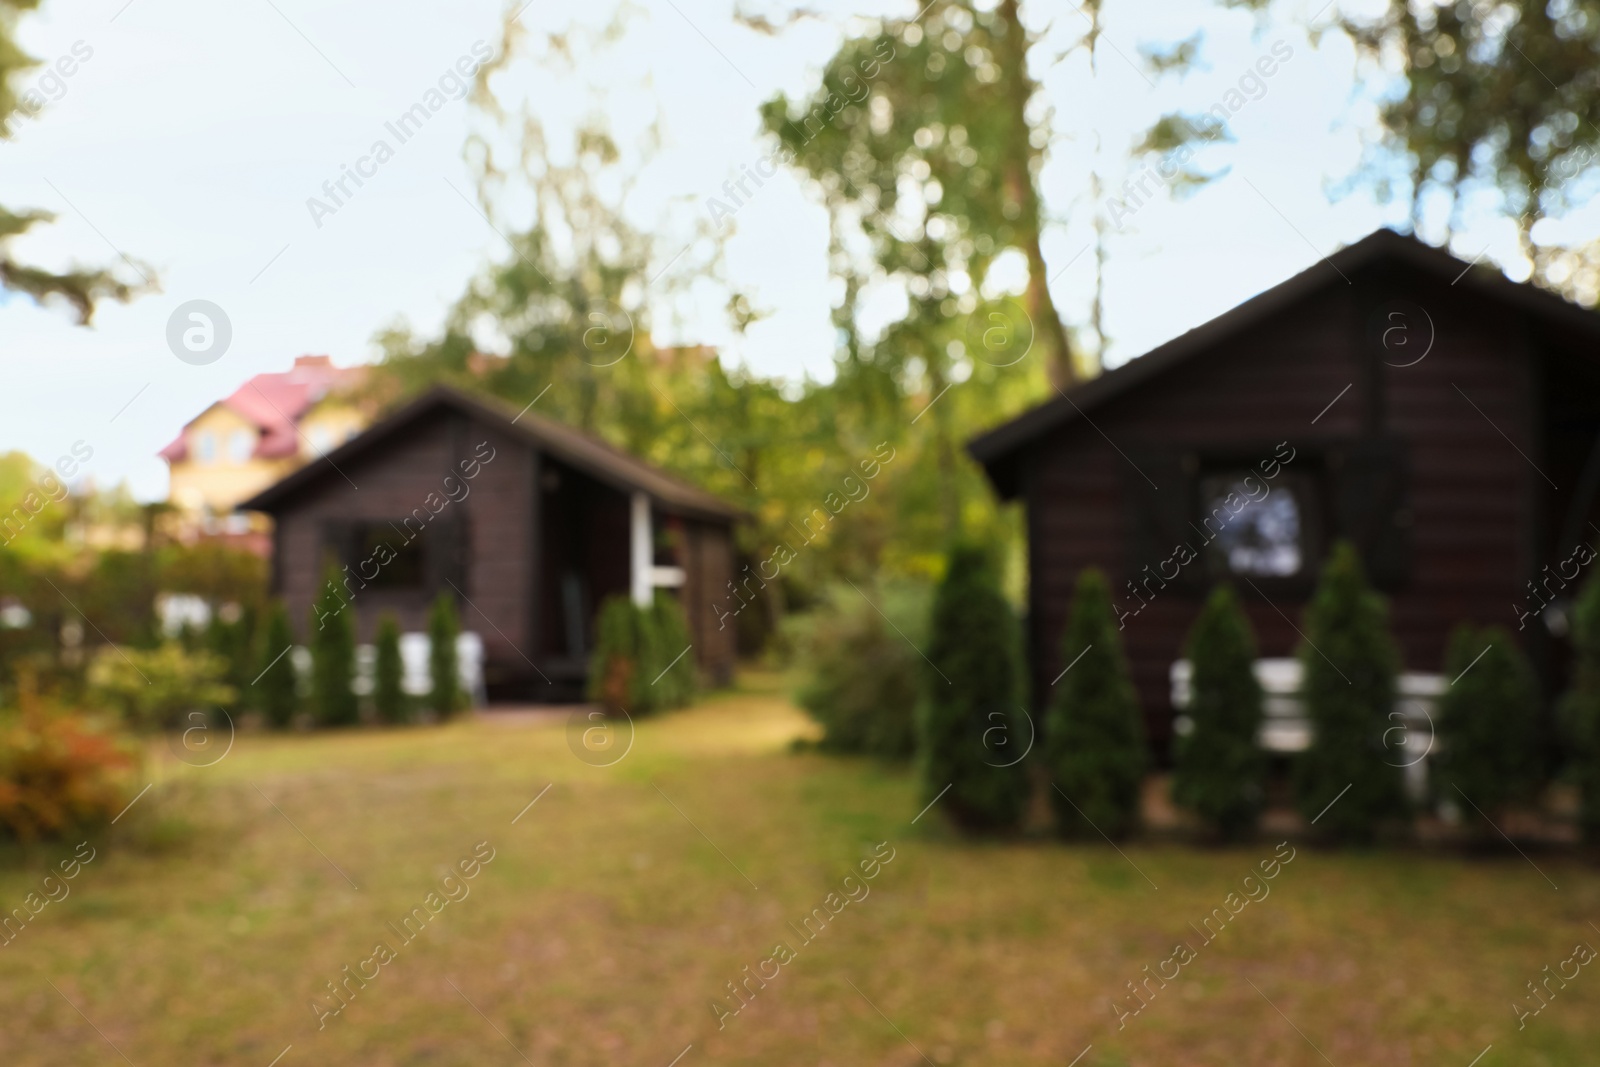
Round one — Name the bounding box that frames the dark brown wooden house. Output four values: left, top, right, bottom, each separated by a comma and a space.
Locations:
241, 385, 741, 701
970, 228, 1600, 753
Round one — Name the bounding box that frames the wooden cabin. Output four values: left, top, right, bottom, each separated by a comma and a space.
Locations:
969, 228, 1600, 754
240, 385, 741, 701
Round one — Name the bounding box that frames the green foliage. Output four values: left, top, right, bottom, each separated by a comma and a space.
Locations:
1045, 568, 1146, 839
0, 708, 138, 841
310, 578, 358, 728
791, 580, 928, 758
1293, 542, 1407, 842
648, 593, 696, 709
86, 642, 235, 733
587, 593, 695, 715
427, 592, 462, 717
203, 604, 257, 712
1172, 584, 1265, 840
1435, 625, 1541, 821
0, 2, 144, 321
256, 601, 297, 729
915, 543, 1028, 832
373, 613, 407, 725
1562, 574, 1600, 840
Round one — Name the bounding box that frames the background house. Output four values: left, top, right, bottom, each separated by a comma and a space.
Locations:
970, 228, 1600, 755
159, 355, 370, 549
240, 385, 741, 701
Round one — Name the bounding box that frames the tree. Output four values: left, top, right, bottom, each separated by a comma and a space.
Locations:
309, 577, 358, 727
257, 601, 297, 729
1435, 624, 1541, 828
915, 543, 1029, 832
1045, 568, 1146, 839
428, 592, 462, 717
1172, 583, 1265, 840
1294, 542, 1407, 842
0, 1, 146, 320
373, 612, 406, 725
1562, 573, 1600, 841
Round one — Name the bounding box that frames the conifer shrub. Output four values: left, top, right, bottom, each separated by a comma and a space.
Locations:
1561, 573, 1600, 841
373, 613, 407, 724
427, 592, 463, 717
1434, 624, 1541, 826
792, 581, 926, 758
915, 543, 1029, 832
587, 593, 695, 715
310, 575, 358, 727
1045, 568, 1146, 839
257, 601, 298, 729
1172, 583, 1265, 840
647, 592, 697, 709
1293, 541, 1406, 842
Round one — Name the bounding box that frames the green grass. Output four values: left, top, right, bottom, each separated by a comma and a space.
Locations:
2, 674, 1598, 1066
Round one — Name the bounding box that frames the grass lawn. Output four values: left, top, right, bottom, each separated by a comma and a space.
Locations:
2, 673, 1598, 1066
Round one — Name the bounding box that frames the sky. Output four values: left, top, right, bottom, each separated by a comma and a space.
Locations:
0, 0, 1532, 501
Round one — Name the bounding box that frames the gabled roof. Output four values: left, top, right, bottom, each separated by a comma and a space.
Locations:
159, 355, 364, 463
968, 227, 1600, 498
238, 384, 744, 523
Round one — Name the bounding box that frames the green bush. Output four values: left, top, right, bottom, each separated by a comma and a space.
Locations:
915, 543, 1029, 832
373, 613, 407, 724
1172, 584, 1265, 840
1293, 542, 1407, 842
791, 581, 927, 758
256, 601, 298, 729
1045, 568, 1146, 840
86, 642, 236, 733
1434, 624, 1541, 824
587, 593, 695, 715
428, 592, 462, 717
1561, 574, 1600, 840
648, 593, 696, 709
310, 577, 358, 727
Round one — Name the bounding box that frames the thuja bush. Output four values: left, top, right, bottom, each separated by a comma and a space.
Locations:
428, 592, 462, 717
647, 593, 696, 710
1562, 573, 1600, 841
1172, 584, 1265, 840
1045, 568, 1146, 840
1293, 542, 1407, 842
310, 576, 358, 728
256, 601, 298, 729
373, 613, 407, 724
588, 594, 695, 715
1434, 624, 1541, 825
915, 543, 1029, 833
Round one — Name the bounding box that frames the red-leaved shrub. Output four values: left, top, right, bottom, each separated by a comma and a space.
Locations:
0, 711, 139, 841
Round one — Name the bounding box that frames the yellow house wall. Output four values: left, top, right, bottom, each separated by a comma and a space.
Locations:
166, 399, 371, 516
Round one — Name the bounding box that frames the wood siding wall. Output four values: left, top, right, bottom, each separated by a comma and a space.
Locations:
272, 409, 534, 685
1023, 272, 1536, 752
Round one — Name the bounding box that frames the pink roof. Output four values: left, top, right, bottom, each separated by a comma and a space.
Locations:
159, 355, 364, 463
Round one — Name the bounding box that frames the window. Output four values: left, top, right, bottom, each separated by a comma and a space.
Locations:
195, 431, 217, 465
228, 429, 254, 463
326, 521, 430, 592
1197, 471, 1308, 579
